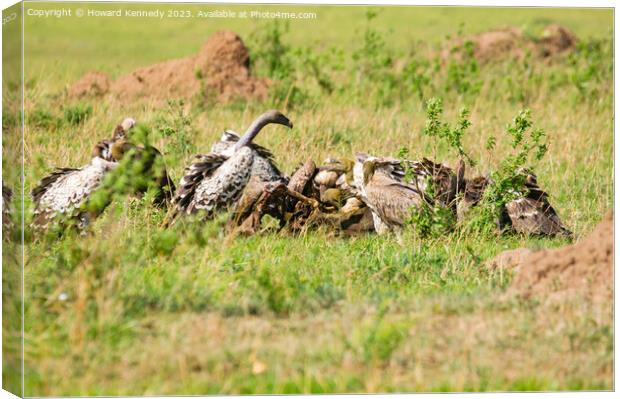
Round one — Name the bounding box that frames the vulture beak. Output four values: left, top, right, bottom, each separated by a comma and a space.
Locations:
278, 114, 293, 129
268, 110, 293, 129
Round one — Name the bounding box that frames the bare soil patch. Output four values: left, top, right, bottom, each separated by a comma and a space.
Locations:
110, 58, 198, 102
537, 24, 578, 58
444, 24, 577, 64
486, 248, 534, 272
68, 71, 111, 99
509, 211, 613, 302
68, 31, 268, 104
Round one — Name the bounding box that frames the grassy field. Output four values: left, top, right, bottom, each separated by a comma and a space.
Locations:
2, 3, 614, 395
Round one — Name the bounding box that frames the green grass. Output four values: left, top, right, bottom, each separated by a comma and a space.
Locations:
1, 3, 613, 395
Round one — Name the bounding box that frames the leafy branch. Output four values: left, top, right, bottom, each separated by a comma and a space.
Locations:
423, 97, 474, 165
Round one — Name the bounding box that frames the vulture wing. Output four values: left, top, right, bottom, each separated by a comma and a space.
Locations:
505, 172, 572, 237
190, 147, 255, 215
211, 130, 284, 183
288, 158, 316, 194
2, 184, 12, 231
31, 160, 116, 228
31, 167, 81, 205
174, 152, 228, 214
364, 173, 425, 228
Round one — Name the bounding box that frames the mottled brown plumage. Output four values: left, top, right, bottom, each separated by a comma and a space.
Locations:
31, 158, 118, 230
2, 184, 13, 235
171, 110, 293, 223
457, 175, 490, 222
288, 158, 317, 196
352, 153, 463, 233
360, 158, 427, 233
173, 152, 233, 216
505, 172, 572, 237
31, 117, 137, 231
457, 171, 571, 237
109, 139, 176, 206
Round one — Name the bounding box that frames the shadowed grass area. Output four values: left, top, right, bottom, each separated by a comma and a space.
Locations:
7, 3, 614, 395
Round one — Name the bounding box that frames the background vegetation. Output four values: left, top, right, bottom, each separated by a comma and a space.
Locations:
2, 3, 613, 395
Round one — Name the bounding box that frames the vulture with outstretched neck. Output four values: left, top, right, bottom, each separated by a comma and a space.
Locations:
211, 129, 287, 184
172, 110, 293, 219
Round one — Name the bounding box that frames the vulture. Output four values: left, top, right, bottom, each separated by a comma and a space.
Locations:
352, 153, 464, 234
208, 127, 295, 232
106, 132, 176, 206
210, 129, 287, 184
2, 184, 12, 235
457, 175, 490, 222
171, 110, 294, 220
30, 117, 135, 230
357, 156, 430, 234
92, 117, 136, 161
31, 157, 118, 230
457, 170, 572, 237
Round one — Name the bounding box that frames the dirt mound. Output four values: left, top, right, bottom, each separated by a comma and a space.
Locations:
510, 211, 613, 302
68, 71, 111, 98
69, 31, 268, 104
537, 23, 578, 57
444, 24, 577, 64
194, 31, 269, 102
470, 27, 527, 64
110, 58, 198, 102
486, 248, 534, 272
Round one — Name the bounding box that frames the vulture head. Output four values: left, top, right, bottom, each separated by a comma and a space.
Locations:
229, 110, 293, 153
322, 158, 354, 174
112, 117, 136, 141
361, 157, 384, 185
457, 175, 491, 221
91, 117, 136, 161
110, 139, 130, 162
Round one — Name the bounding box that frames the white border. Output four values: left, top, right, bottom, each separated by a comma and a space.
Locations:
0, 1, 616, 399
